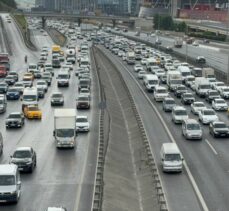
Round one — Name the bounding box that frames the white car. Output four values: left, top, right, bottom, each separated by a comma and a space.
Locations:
198, 108, 219, 124
36, 80, 48, 92
191, 102, 206, 115
76, 116, 90, 132
172, 106, 188, 124
141, 58, 147, 65
154, 69, 165, 77
212, 81, 224, 91
63, 62, 73, 71
219, 86, 229, 99
154, 86, 169, 102
79, 88, 91, 99
138, 70, 146, 79
184, 75, 195, 87
122, 55, 127, 61
134, 64, 143, 72
118, 51, 124, 57
212, 98, 228, 111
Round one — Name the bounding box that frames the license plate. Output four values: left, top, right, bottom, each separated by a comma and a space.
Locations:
18, 167, 23, 170
0, 200, 7, 202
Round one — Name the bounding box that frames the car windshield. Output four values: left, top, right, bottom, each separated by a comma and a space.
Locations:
165, 154, 181, 161
76, 118, 88, 123
28, 107, 38, 111
78, 97, 88, 101
200, 85, 211, 89
56, 129, 74, 137
187, 123, 200, 130
214, 123, 227, 128
13, 150, 31, 158
0, 84, 6, 87
23, 78, 32, 81
23, 95, 36, 101
204, 110, 215, 115
8, 88, 18, 92
223, 89, 229, 92
166, 100, 175, 104
37, 82, 46, 85
187, 78, 194, 81
58, 74, 68, 79
216, 100, 225, 104
194, 103, 204, 107
157, 89, 167, 93
181, 72, 190, 76
0, 175, 15, 186
8, 114, 21, 119
184, 94, 193, 98
177, 87, 186, 91
148, 80, 158, 85
175, 110, 187, 115
209, 92, 218, 96
52, 94, 62, 98
29, 65, 36, 69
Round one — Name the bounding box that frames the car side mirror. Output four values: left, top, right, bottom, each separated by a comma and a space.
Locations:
162, 158, 164, 161
182, 158, 184, 161
10, 155, 12, 158
17, 181, 21, 187
53, 131, 55, 136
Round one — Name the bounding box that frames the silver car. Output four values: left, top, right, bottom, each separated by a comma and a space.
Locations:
182, 119, 202, 140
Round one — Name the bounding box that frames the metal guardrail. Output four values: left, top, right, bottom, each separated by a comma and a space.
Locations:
93, 45, 169, 211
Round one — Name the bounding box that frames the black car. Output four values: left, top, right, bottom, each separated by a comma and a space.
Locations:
174, 85, 187, 98
196, 56, 206, 64
206, 90, 220, 103
37, 87, 45, 98
6, 112, 25, 128
77, 95, 90, 109
5, 75, 16, 85
0, 82, 8, 94
6, 87, 20, 100
209, 121, 229, 138
10, 147, 37, 172
52, 59, 61, 68
51, 92, 64, 106
181, 92, 195, 105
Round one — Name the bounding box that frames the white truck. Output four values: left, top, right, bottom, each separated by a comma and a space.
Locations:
174, 38, 183, 48
146, 57, 157, 71
177, 66, 191, 81
143, 74, 159, 92
167, 71, 182, 91
53, 109, 76, 148
202, 67, 215, 79
195, 77, 211, 97
66, 49, 76, 64
126, 51, 135, 65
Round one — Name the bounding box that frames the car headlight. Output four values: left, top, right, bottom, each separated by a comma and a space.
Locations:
214, 130, 219, 134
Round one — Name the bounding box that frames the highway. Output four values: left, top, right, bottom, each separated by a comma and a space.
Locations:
0, 14, 100, 211
98, 43, 229, 211
112, 29, 229, 75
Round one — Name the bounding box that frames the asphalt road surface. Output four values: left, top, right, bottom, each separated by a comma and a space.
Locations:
0, 14, 99, 211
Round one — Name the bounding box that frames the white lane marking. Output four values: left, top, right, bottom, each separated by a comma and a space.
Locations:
205, 139, 218, 155
103, 47, 209, 211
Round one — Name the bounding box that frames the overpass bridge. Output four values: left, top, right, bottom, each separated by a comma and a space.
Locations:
15, 12, 136, 28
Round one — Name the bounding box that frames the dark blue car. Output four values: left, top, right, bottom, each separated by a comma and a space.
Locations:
6, 87, 20, 100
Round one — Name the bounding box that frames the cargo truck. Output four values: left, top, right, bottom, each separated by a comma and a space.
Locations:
167, 71, 182, 91
53, 109, 76, 148
202, 67, 215, 79
126, 51, 135, 65
195, 77, 211, 97
174, 38, 183, 48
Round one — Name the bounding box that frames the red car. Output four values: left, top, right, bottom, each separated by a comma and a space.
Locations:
0, 65, 7, 77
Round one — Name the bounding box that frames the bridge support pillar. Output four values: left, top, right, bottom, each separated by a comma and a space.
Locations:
112, 19, 116, 28
78, 18, 82, 27
42, 17, 46, 28
171, 0, 178, 18
128, 21, 135, 29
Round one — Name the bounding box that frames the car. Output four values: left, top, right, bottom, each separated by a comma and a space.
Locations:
198, 108, 218, 124
10, 147, 36, 172
172, 106, 188, 124
33, 69, 42, 79
23, 105, 42, 119
37, 87, 45, 98
134, 64, 143, 72
6, 87, 20, 100
196, 56, 206, 64
191, 102, 206, 115
14, 82, 24, 94
0, 82, 8, 94
76, 116, 90, 132
181, 92, 195, 105
37, 80, 48, 92
6, 112, 25, 128
76, 95, 90, 109
51, 92, 64, 106
219, 86, 229, 99
154, 86, 169, 102
0, 95, 7, 113
209, 121, 229, 138
4, 75, 16, 85
41, 73, 52, 86
205, 90, 220, 103
174, 85, 187, 98
141, 58, 147, 65
45, 67, 54, 76
213, 82, 225, 92
138, 70, 146, 79
162, 97, 176, 112
212, 98, 228, 111
182, 119, 202, 140
79, 88, 90, 99
192, 41, 199, 46
184, 75, 195, 87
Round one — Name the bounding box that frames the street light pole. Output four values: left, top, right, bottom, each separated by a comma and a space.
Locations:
227, 0, 229, 84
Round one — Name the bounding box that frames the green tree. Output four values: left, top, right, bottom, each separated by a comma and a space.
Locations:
153, 14, 160, 30
0, 0, 17, 8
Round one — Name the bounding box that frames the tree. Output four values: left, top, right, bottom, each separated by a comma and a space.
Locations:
153, 14, 160, 30
0, 0, 17, 8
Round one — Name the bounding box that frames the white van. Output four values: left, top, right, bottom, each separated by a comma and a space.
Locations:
177, 66, 191, 81
143, 74, 159, 92
0, 132, 3, 155
160, 143, 183, 173
22, 87, 38, 107
154, 85, 169, 102
0, 164, 21, 202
